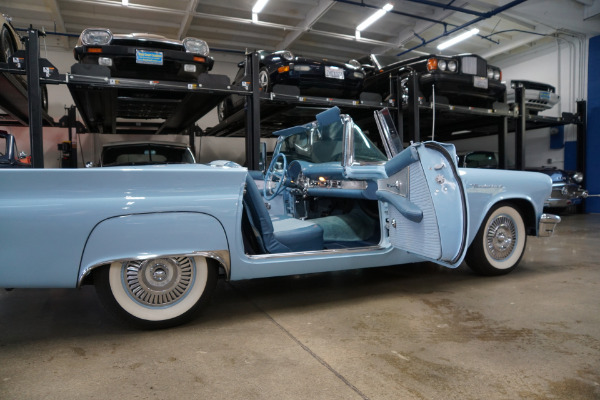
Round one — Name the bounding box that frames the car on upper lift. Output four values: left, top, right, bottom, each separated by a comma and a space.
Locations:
0, 13, 49, 112
358, 53, 505, 108
99, 141, 196, 167
507, 80, 560, 114
73, 28, 214, 82
217, 50, 365, 122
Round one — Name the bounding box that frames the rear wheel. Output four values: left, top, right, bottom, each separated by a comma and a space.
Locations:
0, 26, 15, 63
258, 67, 271, 92
95, 256, 217, 329
465, 204, 526, 276
41, 84, 49, 112
217, 100, 226, 122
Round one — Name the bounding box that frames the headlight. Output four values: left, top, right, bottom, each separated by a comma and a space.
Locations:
183, 38, 209, 56
572, 172, 583, 183
493, 69, 501, 80
348, 59, 361, 69
487, 67, 494, 79
447, 60, 457, 72
281, 51, 294, 61
80, 28, 112, 46
438, 59, 447, 71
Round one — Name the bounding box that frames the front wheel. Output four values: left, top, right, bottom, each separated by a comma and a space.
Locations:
465, 204, 527, 276
95, 256, 217, 329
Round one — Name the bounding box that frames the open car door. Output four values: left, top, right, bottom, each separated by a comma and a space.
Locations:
376, 142, 468, 267
373, 109, 468, 268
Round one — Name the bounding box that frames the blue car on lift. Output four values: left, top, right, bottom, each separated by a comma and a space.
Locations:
0, 107, 559, 329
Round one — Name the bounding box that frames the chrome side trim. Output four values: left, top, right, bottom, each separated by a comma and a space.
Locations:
77, 250, 230, 287
538, 213, 561, 237
247, 245, 385, 260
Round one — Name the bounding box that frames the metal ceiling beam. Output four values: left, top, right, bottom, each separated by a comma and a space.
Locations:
276, 0, 335, 50
42, 0, 66, 33
178, 0, 201, 40
465, 0, 536, 30
402, 0, 486, 17
369, 1, 470, 55
396, 0, 528, 56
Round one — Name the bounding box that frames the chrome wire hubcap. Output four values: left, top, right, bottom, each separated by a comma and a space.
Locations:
486, 215, 516, 260
123, 257, 194, 307
258, 71, 269, 89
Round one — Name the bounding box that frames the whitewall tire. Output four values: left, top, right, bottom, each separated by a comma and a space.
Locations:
465, 204, 527, 276
96, 256, 217, 328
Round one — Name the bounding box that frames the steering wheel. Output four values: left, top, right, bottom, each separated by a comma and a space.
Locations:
263, 152, 288, 200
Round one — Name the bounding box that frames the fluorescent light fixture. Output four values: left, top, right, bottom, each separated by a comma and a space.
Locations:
437, 28, 480, 50
122, 0, 128, 5
356, 3, 393, 32
252, 0, 269, 13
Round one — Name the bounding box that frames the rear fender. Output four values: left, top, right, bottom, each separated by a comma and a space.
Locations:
78, 212, 230, 285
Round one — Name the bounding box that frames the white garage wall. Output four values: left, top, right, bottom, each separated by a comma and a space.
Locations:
452, 37, 588, 169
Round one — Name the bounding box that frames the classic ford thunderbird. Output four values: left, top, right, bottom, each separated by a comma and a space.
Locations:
0, 107, 559, 328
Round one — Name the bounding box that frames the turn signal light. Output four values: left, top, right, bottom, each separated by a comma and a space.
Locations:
87, 48, 102, 53
193, 56, 205, 63
427, 58, 438, 71
277, 65, 290, 73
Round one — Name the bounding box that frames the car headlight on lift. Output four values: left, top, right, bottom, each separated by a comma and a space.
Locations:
183, 38, 210, 56
447, 60, 457, 72
348, 59, 361, 69
572, 172, 583, 183
281, 51, 294, 61
81, 28, 112, 46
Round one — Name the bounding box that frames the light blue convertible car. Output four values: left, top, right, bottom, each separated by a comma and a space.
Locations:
0, 107, 560, 328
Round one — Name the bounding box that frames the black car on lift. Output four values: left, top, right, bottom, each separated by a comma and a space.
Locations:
73, 28, 214, 82
217, 50, 365, 122
359, 53, 505, 108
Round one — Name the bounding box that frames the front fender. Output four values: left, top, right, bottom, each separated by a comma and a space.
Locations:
459, 168, 552, 245
78, 212, 229, 285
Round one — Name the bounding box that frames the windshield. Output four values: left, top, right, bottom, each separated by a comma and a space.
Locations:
102, 144, 195, 166
276, 119, 386, 164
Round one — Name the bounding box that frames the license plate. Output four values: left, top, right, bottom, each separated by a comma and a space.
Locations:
539, 91, 551, 100
473, 76, 488, 89
325, 66, 344, 80
136, 50, 163, 65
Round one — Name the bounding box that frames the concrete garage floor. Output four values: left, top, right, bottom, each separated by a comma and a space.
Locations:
0, 214, 599, 400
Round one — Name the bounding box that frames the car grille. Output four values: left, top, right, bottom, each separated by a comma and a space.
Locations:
112, 38, 183, 51
460, 56, 486, 76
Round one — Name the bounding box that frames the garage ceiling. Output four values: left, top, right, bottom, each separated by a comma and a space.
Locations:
2, 0, 600, 63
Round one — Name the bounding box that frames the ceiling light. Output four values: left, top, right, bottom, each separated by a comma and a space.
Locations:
356, 3, 393, 32
437, 28, 480, 50
122, 0, 128, 5
252, 0, 269, 13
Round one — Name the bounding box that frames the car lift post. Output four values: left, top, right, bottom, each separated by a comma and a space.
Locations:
407, 71, 420, 142
515, 85, 525, 170
245, 51, 260, 170
25, 28, 44, 168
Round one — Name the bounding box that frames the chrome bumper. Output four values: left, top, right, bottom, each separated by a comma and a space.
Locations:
539, 213, 561, 237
